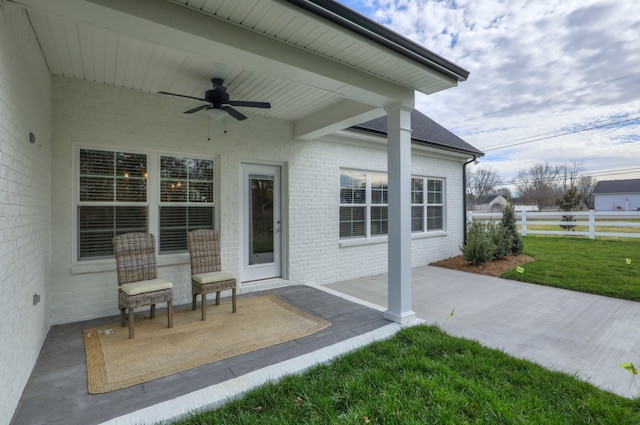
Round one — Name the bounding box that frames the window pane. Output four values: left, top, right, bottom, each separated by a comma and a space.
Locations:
161, 156, 214, 204
79, 149, 147, 202
411, 178, 423, 204
159, 206, 214, 253
370, 206, 388, 235
80, 149, 114, 176
427, 179, 443, 204
116, 176, 147, 202
340, 171, 366, 204
161, 180, 187, 202
339, 206, 365, 238
80, 176, 114, 201
78, 206, 147, 260
427, 206, 443, 231
412, 206, 424, 232
371, 174, 388, 204
189, 182, 214, 203
188, 158, 214, 181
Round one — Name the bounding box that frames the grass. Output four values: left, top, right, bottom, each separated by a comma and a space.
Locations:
166, 236, 640, 424
170, 325, 640, 425
502, 236, 640, 301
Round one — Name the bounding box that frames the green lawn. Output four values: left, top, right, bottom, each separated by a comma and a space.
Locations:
502, 236, 640, 301
171, 325, 640, 425
167, 236, 640, 425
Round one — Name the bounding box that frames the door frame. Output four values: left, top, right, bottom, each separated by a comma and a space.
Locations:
239, 161, 288, 283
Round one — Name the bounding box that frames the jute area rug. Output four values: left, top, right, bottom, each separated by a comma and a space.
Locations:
83, 295, 330, 394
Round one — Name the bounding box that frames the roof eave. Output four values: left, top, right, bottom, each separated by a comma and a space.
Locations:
284, 0, 469, 83
349, 127, 484, 158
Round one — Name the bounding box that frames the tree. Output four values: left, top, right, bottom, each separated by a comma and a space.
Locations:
514, 162, 560, 210
501, 203, 523, 255
467, 167, 503, 205
576, 175, 597, 209
557, 161, 584, 193
556, 186, 583, 231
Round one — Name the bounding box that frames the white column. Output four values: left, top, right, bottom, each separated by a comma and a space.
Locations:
384, 102, 416, 324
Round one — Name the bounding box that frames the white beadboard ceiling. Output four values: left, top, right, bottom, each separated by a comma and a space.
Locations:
11, 0, 463, 138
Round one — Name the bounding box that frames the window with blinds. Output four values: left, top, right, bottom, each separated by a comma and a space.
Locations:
339, 170, 445, 240
339, 170, 366, 238
159, 156, 214, 253
76, 149, 215, 260
78, 149, 148, 260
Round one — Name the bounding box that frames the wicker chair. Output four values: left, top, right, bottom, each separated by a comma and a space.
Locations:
187, 229, 237, 320
113, 232, 173, 339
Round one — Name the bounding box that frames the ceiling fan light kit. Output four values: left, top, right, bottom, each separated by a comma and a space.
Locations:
159, 78, 271, 121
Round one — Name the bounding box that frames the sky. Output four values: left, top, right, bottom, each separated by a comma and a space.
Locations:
337, 0, 640, 193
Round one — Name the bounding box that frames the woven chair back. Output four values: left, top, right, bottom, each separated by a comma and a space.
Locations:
187, 229, 222, 276
113, 232, 158, 286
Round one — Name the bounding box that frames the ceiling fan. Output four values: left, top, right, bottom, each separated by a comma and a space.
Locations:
159, 78, 271, 121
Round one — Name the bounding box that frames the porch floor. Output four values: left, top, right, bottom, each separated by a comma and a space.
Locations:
10, 285, 392, 425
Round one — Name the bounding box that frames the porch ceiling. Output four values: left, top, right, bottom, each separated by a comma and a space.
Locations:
11, 0, 465, 139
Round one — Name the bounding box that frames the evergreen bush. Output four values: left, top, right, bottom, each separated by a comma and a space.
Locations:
501, 203, 524, 255
487, 219, 512, 260
461, 219, 495, 265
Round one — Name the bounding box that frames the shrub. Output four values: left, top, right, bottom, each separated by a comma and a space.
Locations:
501, 203, 523, 255
461, 219, 495, 265
487, 219, 512, 260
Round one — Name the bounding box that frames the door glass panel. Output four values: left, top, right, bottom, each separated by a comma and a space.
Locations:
249, 173, 274, 265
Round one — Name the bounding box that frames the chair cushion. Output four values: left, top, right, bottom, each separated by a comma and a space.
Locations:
192, 271, 236, 285
120, 278, 173, 296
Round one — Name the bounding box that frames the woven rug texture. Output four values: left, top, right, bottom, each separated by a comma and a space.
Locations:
83, 295, 330, 394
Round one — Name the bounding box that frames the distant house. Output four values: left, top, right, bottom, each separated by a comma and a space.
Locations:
593, 179, 640, 211
471, 195, 509, 212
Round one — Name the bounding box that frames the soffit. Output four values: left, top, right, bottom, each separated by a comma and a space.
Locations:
12, 0, 461, 129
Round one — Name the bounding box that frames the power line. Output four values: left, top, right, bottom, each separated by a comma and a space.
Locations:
501, 167, 640, 186
483, 116, 640, 152
481, 112, 640, 150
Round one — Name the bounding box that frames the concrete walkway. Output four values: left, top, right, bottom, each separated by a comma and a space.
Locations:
325, 265, 640, 399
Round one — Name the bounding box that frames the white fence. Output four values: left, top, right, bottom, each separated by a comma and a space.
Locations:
467, 210, 640, 239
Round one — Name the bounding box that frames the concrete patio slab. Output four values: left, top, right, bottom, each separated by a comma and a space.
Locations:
326, 265, 640, 398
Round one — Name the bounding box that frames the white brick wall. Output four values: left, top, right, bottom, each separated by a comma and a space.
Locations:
50, 77, 468, 324
0, 4, 52, 424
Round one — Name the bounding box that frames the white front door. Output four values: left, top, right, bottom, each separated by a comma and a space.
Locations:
241, 164, 282, 282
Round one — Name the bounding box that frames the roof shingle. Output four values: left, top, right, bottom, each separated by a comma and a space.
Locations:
351, 109, 483, 156
593, 179, 640, 194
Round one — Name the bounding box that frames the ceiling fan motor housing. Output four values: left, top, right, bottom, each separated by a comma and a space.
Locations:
204, 89, 229, 107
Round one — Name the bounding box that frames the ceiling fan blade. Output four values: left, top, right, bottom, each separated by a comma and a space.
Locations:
223, 106, 247, 121
183, 104, 210, 114
158, 91, 206, 102
228, 100, 271, 109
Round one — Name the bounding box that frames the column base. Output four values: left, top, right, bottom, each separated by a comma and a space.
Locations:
383, 309, 417, 324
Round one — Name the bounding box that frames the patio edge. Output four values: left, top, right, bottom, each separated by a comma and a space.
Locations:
98, 320, 422, 425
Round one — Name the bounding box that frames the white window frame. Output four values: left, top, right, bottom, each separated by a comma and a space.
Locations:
411, 176, 446, 233
339, 169, 388, 239
73, 145, 216, 263
339, 169, 446, 243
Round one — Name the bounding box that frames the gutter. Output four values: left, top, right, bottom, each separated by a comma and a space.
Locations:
284, 0, 469, 83
462, 155, 478, 245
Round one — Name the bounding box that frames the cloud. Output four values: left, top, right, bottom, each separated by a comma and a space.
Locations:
345, 0, 640, 188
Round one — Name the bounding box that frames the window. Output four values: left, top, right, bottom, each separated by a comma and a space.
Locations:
370, 174, 388, 236
159, 156, 214, 253
78, 149, 148, 260
339, 170, 388, 239
77, 148, 214, 260
339, 170, 445, 240
412, 177, 445, 232
339, 171, 366, 238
